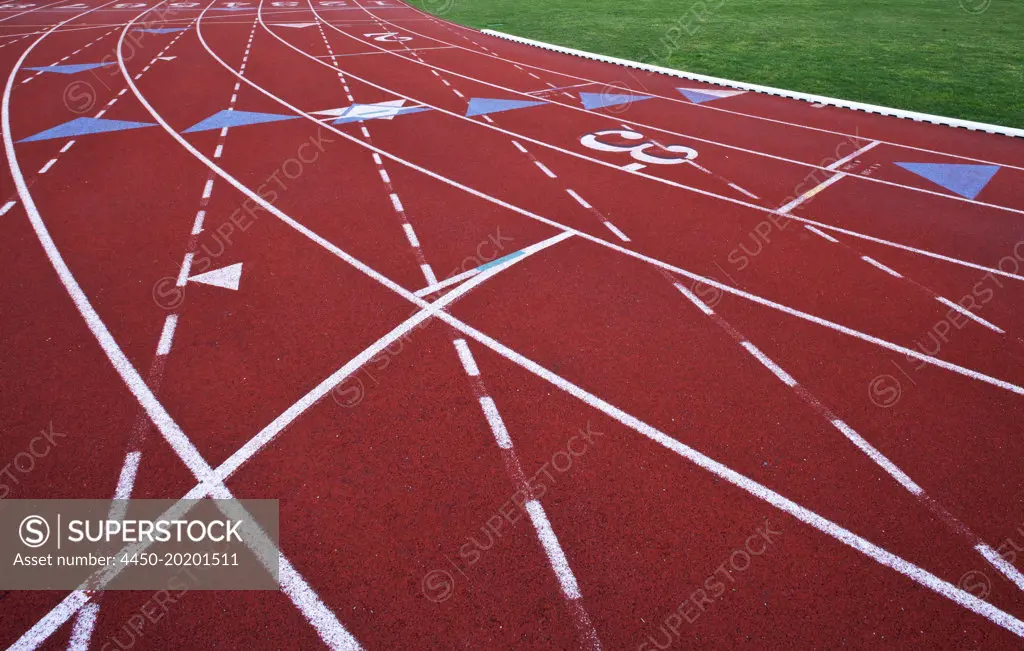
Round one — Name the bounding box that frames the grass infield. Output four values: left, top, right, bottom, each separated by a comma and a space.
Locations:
408, 0, 1023, 129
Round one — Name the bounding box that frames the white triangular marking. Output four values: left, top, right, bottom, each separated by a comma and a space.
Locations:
272, 22, 317, 28
157, 56, 177, 61
312, 99, 408, 120
678, 87, 746, 98
189, 262, 242, 290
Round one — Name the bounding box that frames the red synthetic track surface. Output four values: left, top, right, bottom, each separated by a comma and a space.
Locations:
2, 1, 1024, 649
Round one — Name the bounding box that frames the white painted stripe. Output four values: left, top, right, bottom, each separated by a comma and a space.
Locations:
372, 152, 382, 164
777, 173, 845, 214
740, 340, 797, 386
861, 255, 903, 278
481, 115, 494, 123
156, 314, 178, 356
0, 200, 14, 216
441, 78, 450, 86
804, 224, 839, 243
65, 602, 99, 651
389, 192, 404, 212
175, 252, 193, 287
830, 420, 923, 494
414, 267, 480, 297
511, 140, 527, 153
39, 158, 57, 173
977, 543, 1024, 592
360, 125, 370, 138
452, 88, 464, 98
565, 188, 591, 209
602, 221, 630, 242
479, 396, 513, 449
621, 162, 645, 172
379, 168, 390, 183
673, 282, 714, 315
201, 178, 214, 199
191, 209, 205, 234
452, 338, 480, 376
60, 139, 75, 153
728, 182, 760, 200
525, 500, 582, 599
230, 92, 237, 103
936, 296, 1005, 334
827, 140, 880, 171
219, 127, 228, 137
533, 160, 556, 178
401, 223, 419, 248
420, 263, 438, 285
214, 143, 223, 158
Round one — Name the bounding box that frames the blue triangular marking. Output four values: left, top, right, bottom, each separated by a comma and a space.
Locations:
895, 162, 1000, 199
332, 105, 430, 124
137, 27, 188, 34
465, 97, 546, 117
19, 117, 155, 142
24, 62, 114, 75
677, 89, 722, 105
183, 110, 299, 133
578, 92, 652, 110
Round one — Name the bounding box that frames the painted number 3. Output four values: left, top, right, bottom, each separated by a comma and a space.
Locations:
579, 129, 697, 172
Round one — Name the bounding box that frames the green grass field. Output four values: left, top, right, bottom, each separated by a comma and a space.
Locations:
408, 0, 1024, 129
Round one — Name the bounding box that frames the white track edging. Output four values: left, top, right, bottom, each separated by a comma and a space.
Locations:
480, 29, 1024, 139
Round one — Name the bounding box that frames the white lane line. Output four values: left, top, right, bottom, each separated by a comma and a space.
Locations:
60, 139, 76, 153
420, 263, 438, 285
565, 188, 591, 209
39, 158, 57, 173
978, 543, 1024, 592
214, 143, 224, 158
389, 192, 404, 212
525, 500, 582, 599
65, 602, 100, 651
175, 252, 193, 287
481, 114, 494, 123
201, 178, 214, 199
827, 140, 880, 171
401, 222, 419, 248
936, 296, 1005, 334
360, 125, 370, 138
511, 140, 528, 153
156, 313, 179, 356
378, 168, 390, 183
804, 224, 839, 243
728, 182, 759, 200
415, 267, 480, 297
673, 282, 714, 315
830, 420, 923, 494
372, 152, 382, 164
602, 221, 630, 242
191, 209, 205, 234
777, 172, 845, 214
112, 451, 142, 501
861, 255, 903, 278
452, 338, 480, 376
740, 340, 797, 386
0, 200, 15, 215
452, 88, 464, 98
534, 160, 556, 178
478, 395, 513, 448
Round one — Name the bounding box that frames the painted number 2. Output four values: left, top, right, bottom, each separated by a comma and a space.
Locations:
579, 129, 697, 172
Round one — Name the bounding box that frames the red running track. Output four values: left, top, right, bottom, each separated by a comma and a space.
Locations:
2, 0, 1024, 649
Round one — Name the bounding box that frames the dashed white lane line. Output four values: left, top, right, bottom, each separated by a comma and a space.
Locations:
389, 192, 404, 213
533, 160, 556, 178
478, 396, 513, 449
565, 188, 591, 209
191, 209, 205, 234
372, 152, 382, 164
740, 340, 797, 386
804, 224, 840, 243
111, 450, 142, 503
401, 222, 419, 247
777, 172, 845, 214
860, 255, 903, 278
0, 200, 15, 216
214, 143, 224, 158
728, 182, 760, 200
602, 221, 631, 242
38, 158, 57, 173
453, 338, 480, 376
420, 263, 438, 285
525, 500, 582, 600
827, 140, 880, 171
378, 168, 390, 183
511, 140, 528, 154
830, 419, 923, 494
201, 178, 214, 199
156, 313, 179, 356
936, 296, 1005, 334
60, 139, 75, 153
673, 282, 715, 316
978, 543, 1024, 592
175, 252, 194, 287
